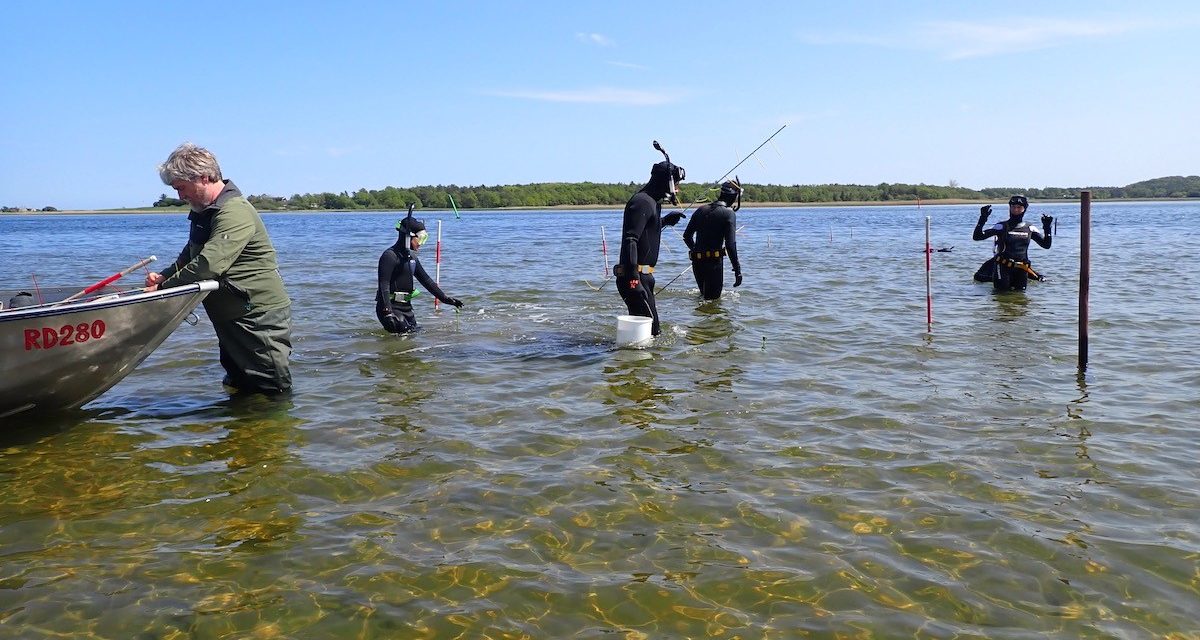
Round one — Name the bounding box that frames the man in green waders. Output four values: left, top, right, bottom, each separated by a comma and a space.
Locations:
145, 143, 293, 394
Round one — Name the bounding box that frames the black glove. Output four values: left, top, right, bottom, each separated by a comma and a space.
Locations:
733, 272, 743, 287
446, 297, 464, 308
1041, 215, 1053, 234
382, 313, 406, 333
978, 204, 992, 221
662, 211, 686, 227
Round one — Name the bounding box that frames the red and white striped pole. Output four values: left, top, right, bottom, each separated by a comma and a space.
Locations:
925, 216, 933, 331
60, 255, 157, 304
434, 220, 443, 310
600, 225, 610, 277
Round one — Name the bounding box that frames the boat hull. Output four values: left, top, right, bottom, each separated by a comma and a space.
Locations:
0, 281, 217, 419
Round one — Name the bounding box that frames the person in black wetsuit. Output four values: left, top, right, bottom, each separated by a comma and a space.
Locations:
616, 158, 687, 336
972, 194, 1053, 291
376, 209, 463, 333
683, 178, 743, 300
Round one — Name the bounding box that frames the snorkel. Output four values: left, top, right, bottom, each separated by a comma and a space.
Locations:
719, 176, 744, 211
396, 204, 430, 251
652, 140, 684, 206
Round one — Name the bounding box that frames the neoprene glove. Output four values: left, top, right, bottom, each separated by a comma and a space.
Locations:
382, 313, 406, 333
979, 205, 992, 221
662, 211, 686, 227
734, 272, 743, 287
446, 297, 464, 308
1041, 215, 1053, 234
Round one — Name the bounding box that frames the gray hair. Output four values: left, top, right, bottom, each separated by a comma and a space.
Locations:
158, 142, 223, 185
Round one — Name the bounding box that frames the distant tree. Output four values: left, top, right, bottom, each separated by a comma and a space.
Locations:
248, 174, 1198, 212
41, 206, 58, 212
248, 194, 286, 210
352, 188, 377, 208
153, 193, 186, 207
320, 192, 355, 209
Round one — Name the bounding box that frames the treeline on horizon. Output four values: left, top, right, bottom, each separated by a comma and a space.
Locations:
136, 174, 1200, 212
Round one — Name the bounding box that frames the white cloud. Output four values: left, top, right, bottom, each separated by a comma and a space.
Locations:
923, 19, 1142, 59
575, 32, 614, 47
486, 87, 681, 106
801, 17, 1151, 59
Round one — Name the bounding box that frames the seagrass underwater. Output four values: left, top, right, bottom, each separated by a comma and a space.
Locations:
0, 202, 1196, 637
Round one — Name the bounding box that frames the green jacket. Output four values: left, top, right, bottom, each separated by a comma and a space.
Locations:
159, 180, 290, 321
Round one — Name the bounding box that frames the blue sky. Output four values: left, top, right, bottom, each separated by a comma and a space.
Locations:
3, 1, 1197, 209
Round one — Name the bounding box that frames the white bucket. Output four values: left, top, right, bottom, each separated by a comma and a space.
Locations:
615, 315, 653, 348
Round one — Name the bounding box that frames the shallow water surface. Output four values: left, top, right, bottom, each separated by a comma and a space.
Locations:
0, 203, 1197, 638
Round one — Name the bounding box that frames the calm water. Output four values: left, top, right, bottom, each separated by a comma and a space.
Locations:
0, 202, 1197, 638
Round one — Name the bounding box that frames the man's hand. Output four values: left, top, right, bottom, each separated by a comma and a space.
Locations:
1041, 214, 1054, 234
734, 272, 743, 287
144, 272, 165, 290
979, 205, 992, 218
662, 211, 686, 227
382, 313, 405, 333
446, 297, 464, 308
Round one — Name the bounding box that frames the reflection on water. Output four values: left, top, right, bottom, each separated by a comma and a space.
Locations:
606, 351, 670, 429
992, 289, 1032, 322
1, 203, 1198, 637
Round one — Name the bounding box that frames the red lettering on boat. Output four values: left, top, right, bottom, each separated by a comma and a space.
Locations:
21, 322, 107, 351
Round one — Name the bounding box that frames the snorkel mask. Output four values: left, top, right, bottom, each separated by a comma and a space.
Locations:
651, 140, 685, 205
718, 176, 743, 211
396, 204, 429, 246
1007, 194, 1028, 219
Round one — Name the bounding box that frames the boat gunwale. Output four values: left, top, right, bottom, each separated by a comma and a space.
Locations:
0, 280, 218, 323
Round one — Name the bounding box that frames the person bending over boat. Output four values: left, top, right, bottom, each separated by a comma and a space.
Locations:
145, 143, 292, 394
616, 156, 687, 336
683, 178, 743, 300
972, 194, 1053, 292
376, 209, 463, 334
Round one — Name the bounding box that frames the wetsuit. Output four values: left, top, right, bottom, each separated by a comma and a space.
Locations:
616, 162, 684, 337
973, 215, 1052, 291
376, 239, 457, 333
683, 202, 741, 300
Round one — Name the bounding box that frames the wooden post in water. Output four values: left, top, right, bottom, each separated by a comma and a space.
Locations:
1078, 191, 1091, 369
925, 216, 932, 331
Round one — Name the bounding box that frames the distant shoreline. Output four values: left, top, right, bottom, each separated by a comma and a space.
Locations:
4, 197, 1196, 216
